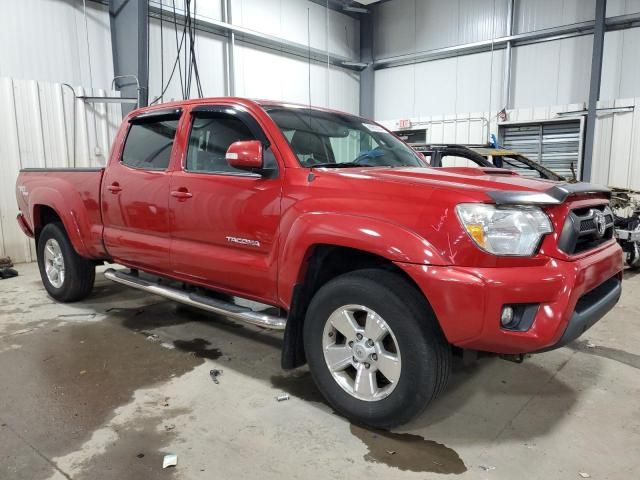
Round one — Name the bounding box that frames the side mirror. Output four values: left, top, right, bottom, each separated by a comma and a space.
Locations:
225, 140, 263, 171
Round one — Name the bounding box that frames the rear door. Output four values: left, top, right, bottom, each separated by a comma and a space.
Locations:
102, 108, 182, 271
169, 105, 282, 302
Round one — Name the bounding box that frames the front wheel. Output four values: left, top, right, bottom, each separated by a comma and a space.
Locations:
303, 269, 450, 429
37, 222, 95, 302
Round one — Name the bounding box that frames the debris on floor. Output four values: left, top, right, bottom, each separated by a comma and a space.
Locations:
209, 369, 223, 384
276, 394, 290, 402
162, 454, 178, 469
164, 423, 176, 432
0, 256, 13, 268
479, 464, 496, 471
0, 256, 18, 280
579, 473, 591, 478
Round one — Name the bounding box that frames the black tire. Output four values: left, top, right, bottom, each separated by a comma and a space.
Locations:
37, 222, 95, 302
303, 268, 450, 429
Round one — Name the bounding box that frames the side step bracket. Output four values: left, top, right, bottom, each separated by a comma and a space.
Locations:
104, 268, 287, 330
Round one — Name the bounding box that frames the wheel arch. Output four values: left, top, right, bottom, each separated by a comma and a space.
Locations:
32, 203, 89, 257
281, 244, 438, 370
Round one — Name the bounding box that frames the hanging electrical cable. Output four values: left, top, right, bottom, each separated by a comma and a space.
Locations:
150, 0, 203, 104
192, 0, 203, 97
171, 0, 186, 99
159, 0, 164, 103
150, 1, 189, 105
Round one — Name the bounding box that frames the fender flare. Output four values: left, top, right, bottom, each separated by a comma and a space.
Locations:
277, 212, 446, 307
29, 187, 91, 257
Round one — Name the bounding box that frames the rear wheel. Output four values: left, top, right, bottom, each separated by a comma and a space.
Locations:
303, 269, 450, 428
37, 223, 95, 302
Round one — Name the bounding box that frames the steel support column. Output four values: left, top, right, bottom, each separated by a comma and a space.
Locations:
502, 0, 515, 109
359, 12, 374, 118
222, 0, 236, 96
109, 0, 149, 112
582, 0, 606, 182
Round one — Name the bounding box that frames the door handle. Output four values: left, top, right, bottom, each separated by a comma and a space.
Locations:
107, 183, 122, 193
171, 189, 193, 199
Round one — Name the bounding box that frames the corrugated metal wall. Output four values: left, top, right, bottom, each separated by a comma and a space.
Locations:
1, 0, 362, 263
378, 98, 640, 191
375, 49, 505, 120
373, 0, 640, 193
148, 0, 361, 114
0, 0, 118, 264
374, 0, 640, 118
374, 0, 509, 59
0, 77, 122, 264
0, 0, 113, 90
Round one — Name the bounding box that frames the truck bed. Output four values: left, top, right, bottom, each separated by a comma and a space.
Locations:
16, 168, 107, 259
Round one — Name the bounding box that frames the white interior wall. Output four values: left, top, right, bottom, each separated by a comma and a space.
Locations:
0, 0, 113, 90
378, 97, 640, 192
374, 0, 640, 120
373, 0, 640, 196
0, 0, 118, 264
0, 77, 122, 264
375, 49, 504, 120
230, 0, 360, 59
374, 0, 509, 59
148, 18, 228, 103
148, 0, 361, 113
234, 44, 360, 114
1, 0, 361, 262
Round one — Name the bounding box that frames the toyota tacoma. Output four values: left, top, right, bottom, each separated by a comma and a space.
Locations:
15, 98, 623, 428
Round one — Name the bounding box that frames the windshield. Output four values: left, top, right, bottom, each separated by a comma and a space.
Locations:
264, 106, 425, 168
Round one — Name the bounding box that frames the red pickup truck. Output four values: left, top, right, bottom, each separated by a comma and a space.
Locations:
15, 98, 623, 428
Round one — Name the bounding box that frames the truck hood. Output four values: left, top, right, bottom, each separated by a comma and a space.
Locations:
314, 167, 611, 205
319, 166, 561, 195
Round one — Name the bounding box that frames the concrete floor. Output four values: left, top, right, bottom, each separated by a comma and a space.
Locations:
0, 263, 639, 480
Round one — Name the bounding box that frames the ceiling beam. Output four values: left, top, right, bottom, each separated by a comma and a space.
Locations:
373, 12, 640, 70
148, 2, 365, 72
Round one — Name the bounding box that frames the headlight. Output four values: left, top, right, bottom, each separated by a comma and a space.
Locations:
455, 203, 552, 256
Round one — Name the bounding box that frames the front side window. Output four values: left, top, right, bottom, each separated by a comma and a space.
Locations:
264, 106, 425, 168
186, 114, 256, 174
121, 120, 179, 170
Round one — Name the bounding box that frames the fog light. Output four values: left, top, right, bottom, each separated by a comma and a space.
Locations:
500, 306, 515, 327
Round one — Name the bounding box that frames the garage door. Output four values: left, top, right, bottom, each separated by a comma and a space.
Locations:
499, 121, 582, 179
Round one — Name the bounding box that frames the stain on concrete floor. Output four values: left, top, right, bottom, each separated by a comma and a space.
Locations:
173, 338, 223, 360
570, 339, 640, 370
0, 313, 203, 479
350, 424, 467, 474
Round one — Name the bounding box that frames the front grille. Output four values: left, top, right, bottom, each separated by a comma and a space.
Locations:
580, 219, 595, 232
558, 204, 615, 255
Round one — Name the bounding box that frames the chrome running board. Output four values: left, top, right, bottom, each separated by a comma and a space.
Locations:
104, 268, 286, 330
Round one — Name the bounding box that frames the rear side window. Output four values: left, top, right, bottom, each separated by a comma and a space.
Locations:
186, 114, 255, 173
121, 120, 179, 170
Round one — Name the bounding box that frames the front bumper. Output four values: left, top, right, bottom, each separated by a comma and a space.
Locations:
397, 241, 624, 354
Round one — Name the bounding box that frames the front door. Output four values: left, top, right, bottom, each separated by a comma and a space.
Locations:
102, 109, 182, 271
169, 105, 282, 302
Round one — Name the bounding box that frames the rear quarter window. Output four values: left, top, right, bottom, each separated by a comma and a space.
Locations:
121, 120, 179, 170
